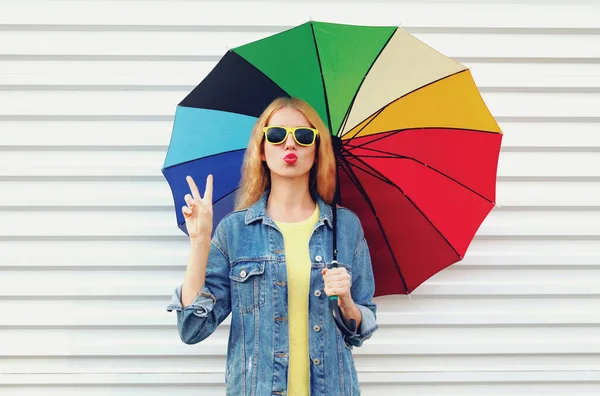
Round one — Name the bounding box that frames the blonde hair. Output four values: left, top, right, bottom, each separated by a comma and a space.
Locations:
234, 97, 336, 210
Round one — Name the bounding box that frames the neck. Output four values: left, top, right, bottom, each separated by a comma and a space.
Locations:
266, 174, 315, 222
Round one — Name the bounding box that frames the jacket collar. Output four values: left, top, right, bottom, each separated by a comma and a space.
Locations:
244, 188, 334, 229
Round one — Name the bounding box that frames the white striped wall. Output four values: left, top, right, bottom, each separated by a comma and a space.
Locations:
1, 1, 599, 394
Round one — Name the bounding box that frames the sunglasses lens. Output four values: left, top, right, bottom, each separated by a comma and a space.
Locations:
266, 127, 287, 143
294, 128, 315, 145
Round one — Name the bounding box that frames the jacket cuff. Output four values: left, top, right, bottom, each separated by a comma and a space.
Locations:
166, 284, 217, 318
344, 303, 378, 347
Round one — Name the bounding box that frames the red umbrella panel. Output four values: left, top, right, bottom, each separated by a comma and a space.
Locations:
336, 45, 502, 296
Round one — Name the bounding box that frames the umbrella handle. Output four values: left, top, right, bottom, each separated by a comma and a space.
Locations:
328, 260, 358, 338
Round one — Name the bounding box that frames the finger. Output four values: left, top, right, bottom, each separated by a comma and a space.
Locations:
327, 287, 349, 296
325, 273, 350, 283
182, 206, 192, 217
322, 267, 348, 275
324, 286, 348, 296
325, 271, 347, 279
186, 175, 201, 201
324, 269, 346, 279
184, 194, 195, 208
327, 268, 347, 275
203, 174, 213, 203
326, 280, 351, 290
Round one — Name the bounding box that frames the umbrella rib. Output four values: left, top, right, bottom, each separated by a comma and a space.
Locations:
161, 148, 247, 171
214, 186, 240, 205
338, 147, 395, 186
336, 157, 364, 200
342, 149, 463, 262
338, 152, 397, 203
343, 144, 495, 205
338, 28, 398, 137
310, 22, 333, 134
336, 152, 409, 294
345, 127, 501, 152
341, 69, 469, 145
340, 107, 384, 148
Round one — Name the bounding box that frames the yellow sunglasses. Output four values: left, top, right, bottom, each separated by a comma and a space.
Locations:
263, 126, 319, 146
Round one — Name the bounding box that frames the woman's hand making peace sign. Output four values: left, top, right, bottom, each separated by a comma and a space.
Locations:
182, 174, 213, 241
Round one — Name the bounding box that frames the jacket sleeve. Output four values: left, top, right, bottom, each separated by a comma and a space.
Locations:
345, 230, 379, 348
166, 222, 231, 345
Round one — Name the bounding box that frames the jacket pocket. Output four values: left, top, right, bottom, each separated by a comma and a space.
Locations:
229, 260, 266, 314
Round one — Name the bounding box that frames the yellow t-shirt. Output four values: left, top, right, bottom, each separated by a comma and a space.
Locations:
274, 203, 320, 396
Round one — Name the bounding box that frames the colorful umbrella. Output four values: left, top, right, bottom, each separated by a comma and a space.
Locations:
161, 20, 502, 299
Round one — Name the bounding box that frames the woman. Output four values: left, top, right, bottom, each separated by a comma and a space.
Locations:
167, 97, 378, 395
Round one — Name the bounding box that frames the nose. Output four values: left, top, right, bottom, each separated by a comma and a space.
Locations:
284, 131, 296, 148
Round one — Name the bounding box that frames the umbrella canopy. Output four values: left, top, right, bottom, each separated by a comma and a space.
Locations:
162, 20, 502, 297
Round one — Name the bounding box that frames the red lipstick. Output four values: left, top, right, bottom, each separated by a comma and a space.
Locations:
284, 153, 297, 164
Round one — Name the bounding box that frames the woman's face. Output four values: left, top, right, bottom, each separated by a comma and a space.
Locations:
261, 107, 317, 180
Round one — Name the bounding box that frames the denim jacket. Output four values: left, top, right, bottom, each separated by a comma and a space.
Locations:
167, 189, 379, 395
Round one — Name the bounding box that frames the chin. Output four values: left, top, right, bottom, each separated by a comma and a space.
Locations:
272, 166, 311, 179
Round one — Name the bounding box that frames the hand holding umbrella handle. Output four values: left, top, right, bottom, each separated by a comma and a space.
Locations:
328, 260, 358, 338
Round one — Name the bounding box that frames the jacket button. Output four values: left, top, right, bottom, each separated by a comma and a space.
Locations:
314, 290, 321, 297
313, 358, 320, 365
313, 325, 321, 332
240, 270, 247, 278
315, 255, 322, 262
